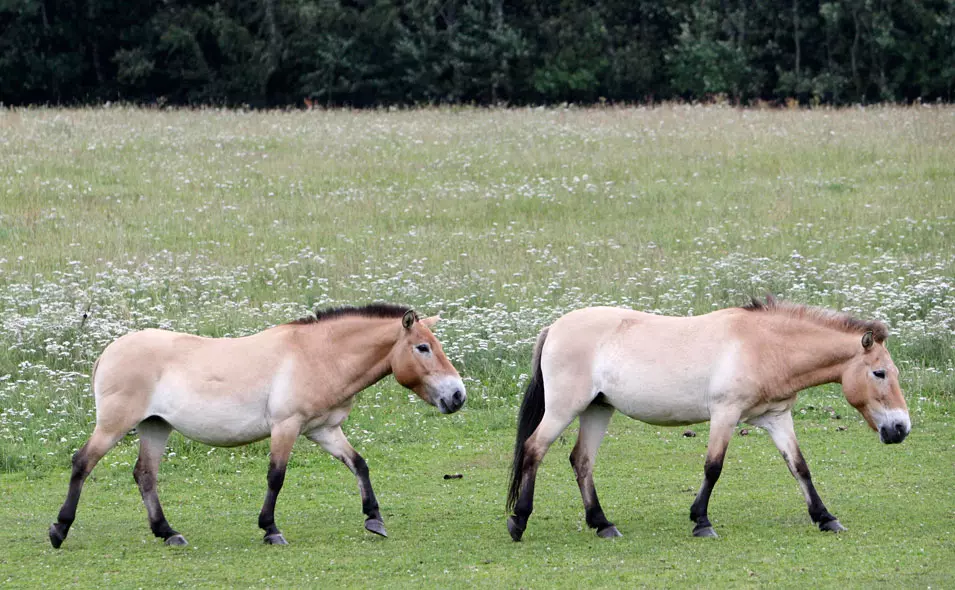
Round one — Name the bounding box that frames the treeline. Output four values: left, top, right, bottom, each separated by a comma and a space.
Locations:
2, 0, 954, 107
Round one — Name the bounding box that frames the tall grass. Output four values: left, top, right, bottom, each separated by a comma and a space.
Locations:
0, 105, 952, 473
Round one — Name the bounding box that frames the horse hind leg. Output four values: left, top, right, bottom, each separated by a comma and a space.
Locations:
49, 426, 126, 548
570, 403, 620, 538
507, 410, 576, 541
133, 417, 186, 545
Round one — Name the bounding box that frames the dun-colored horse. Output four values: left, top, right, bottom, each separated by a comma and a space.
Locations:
507, 297, 910, 541
50, 304, 466, 548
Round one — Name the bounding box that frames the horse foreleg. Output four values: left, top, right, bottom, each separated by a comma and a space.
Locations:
259, 419, 300, 545
570, 404, 619, 538
753, 411, 845, 532
508, 412, 574, 541
49, 427, 124, 548
689, 413, 738, 538
133, 418, 185, 545
307, 425, 386, 537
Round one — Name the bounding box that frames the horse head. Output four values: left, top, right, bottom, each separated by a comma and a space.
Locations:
841, 330, 910, 444
391, 310, 466, 414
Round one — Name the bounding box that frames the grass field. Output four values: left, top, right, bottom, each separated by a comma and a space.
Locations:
0, 105, 953, 588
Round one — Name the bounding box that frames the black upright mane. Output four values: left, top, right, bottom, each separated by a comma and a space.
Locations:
742, 295, 889, 342
288, 303, 413, 325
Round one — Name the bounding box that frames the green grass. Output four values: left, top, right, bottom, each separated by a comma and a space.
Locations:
2, 404, 952, 587
0, 105, 953, 587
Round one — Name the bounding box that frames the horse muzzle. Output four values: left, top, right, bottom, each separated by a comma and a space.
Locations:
876, 409, 911, 444
430, 377, 467, 414
879, 422, 909, 444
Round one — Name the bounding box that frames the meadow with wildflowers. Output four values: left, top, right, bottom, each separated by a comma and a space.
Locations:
0, 106, 952, 587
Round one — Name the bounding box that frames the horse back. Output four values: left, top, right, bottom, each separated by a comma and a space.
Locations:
546, 307, 752, 425
92, 328, 292, 443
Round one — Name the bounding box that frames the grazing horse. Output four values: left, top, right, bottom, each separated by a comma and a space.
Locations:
507, 297, 910, 541
50, 304, 466, 548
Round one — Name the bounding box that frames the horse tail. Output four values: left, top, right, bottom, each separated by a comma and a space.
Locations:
507, 326, 549, 513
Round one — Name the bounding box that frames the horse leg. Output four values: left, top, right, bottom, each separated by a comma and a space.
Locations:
570, 404, 620, 538
753, 411, 845, 532
49, 426, 125, 548
507, 411, 575, 541
689, 413, 738, 538
307, 425, 386, 537
133, 418, 186, 545
258, 419, 300, 545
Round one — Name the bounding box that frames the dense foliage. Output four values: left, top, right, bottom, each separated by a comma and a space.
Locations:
1, 0, 954, 106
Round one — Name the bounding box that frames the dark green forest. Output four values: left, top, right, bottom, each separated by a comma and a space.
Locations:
2, 0, 954, 107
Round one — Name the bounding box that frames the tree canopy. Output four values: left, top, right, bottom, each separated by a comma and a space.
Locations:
1, 0, 953, 106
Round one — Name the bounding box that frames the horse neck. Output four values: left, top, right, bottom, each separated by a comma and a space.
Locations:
301, 318, 399, 398
755, 315, 859, 396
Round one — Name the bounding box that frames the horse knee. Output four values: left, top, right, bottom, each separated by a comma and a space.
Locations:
266, 461, 287, 491
352, 454, 370, 478
70, 447, 90, 478
133, 460, 155, 491
521, 444, 544, 470
570, 454, 591, 480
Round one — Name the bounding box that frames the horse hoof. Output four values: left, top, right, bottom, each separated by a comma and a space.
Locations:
693, 526, 718, 538
364, 519, 388, 538
506, 516, 525, 542
264, 533, 288, 545
49, 524, 66, 549
596, 525, 622, 539
165, 534, 189, 546
820, 520, 846, 533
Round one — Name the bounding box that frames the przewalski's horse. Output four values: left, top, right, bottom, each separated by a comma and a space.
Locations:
507, 297, 910, 541
50, 304, 466, 548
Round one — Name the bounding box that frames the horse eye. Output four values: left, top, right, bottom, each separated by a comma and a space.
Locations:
416, 344, 431, 353
873, 370, 886, 379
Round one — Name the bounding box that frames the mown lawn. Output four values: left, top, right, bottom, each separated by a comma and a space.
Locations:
3, 400, 953, 588
0, 105, 953, 587
2, 401, 952, 588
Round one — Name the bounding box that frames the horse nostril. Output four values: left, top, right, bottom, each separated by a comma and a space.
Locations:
881, 422, 908, 443
452, 390, 463, 405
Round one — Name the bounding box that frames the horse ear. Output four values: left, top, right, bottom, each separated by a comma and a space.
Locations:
402, 310, 417, 330
420, 315, 440, 328
861, 330, 874, 350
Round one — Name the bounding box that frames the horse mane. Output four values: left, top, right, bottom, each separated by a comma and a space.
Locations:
288, 303, 414, 325
742, 295, 889, 342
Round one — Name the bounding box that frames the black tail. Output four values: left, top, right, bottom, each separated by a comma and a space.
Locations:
507, 327, 549, 513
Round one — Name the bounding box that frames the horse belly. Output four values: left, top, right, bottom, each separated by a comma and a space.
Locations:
149, 379, 272, 447
599, 371, 711, 426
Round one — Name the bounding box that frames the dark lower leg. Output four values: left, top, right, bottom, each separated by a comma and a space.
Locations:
689, 457, 723, 536
309, 426, 386, 536
507, 457, 539, 540
507, 416, 570, 542
351, 454, 381, 521
569, 449, 614, 533
133, 457, 179, 540
349, 453, 387, 537
790, 449, 840, 529
258, 460, 287, 541
50, 447, 90, 547
688, 417, 735, 538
